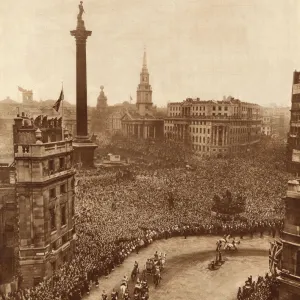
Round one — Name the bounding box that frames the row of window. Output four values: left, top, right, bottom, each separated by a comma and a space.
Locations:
191, 128, 209, 134
192, 136, 208, 144
49, 205, 67, 231
48, 157, 66, 172
212, 106, 228, 111
49, 197, 75, 232
193, 145, 210, 152
49, 183, 67, 199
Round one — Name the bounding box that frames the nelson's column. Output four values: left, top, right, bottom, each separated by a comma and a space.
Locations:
70, 1, 97, 168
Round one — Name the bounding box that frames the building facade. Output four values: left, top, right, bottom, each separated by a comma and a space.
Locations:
13, 113, 76, 287
121, 49, 164, 139
164, 97, 261, 157
0, 164, 17, 285
287, 71, 300, 174
261, 109, 272, 136
262, 106, 290, 137
277, 179, 300, 299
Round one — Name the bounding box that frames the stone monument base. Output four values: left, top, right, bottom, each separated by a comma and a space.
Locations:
73, 136, 97, 168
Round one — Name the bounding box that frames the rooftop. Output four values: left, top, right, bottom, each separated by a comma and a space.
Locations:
14, 140, 73, 158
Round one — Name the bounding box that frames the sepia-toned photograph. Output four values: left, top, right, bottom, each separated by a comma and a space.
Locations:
0, 0, 299, 299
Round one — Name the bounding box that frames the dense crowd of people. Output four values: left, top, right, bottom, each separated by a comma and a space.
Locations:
237, 273, 279, 300
1, 137, 290, 300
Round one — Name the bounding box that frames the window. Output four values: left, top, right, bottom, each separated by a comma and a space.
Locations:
218, 106, 222, 111
225, 107, 228, 111
208, 129, 210, 134
61, 205, 66, 226
50, 208, 56, 231
49, 159, 55, 173
62, 233, 68, 244
213, 106, 216, 111
60, 184, 66, 194
50, 188, 56, 199
59, 157, 65, 169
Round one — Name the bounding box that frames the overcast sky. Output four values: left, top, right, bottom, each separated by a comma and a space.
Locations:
0, 0, 299, 107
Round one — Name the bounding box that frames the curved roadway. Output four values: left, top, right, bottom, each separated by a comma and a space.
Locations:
87, 235, 271, 300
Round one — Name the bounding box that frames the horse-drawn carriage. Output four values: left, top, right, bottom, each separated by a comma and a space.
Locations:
143, 255, 165, 288
145, 258, 156, 275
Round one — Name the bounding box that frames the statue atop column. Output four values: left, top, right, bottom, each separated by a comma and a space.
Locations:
77, 1, 85, 27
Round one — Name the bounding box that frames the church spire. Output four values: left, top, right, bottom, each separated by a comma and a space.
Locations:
143, 46, 147, 69
136, 47, 152, 116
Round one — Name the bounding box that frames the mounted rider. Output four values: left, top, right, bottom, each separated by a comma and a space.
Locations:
141, 278, 149, 292
111, 288, 118, 300
124, 289, 130, 300
134, 278, 142, 294
141, 291, 149, 300
216, 239, 222, 252
121, 275, 129, 289
134, 261, 139, 270
155, 265, 161, 278
101, 290, 108, 300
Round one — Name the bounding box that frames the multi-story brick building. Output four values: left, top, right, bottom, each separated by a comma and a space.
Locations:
287, 71, 300, 174
277, 179, 300, 299
164, 97, 261, 157
261, 106, 290, 137
13, 113, 76, 287
0, 164, 17, 285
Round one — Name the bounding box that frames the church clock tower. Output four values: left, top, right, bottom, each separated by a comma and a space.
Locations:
136, 48, 153, 116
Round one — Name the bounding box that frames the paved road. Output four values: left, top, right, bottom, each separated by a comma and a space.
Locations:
87, 235, 271, 300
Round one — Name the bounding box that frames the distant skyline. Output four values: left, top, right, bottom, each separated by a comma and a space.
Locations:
0, 0, 300, 107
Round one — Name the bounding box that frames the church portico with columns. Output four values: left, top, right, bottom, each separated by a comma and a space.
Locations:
122, 118, 163, 139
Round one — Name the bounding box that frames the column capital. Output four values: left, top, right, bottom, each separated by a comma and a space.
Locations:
70, 28, 92, 44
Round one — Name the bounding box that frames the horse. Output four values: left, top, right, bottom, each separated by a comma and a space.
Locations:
131, 264, 139, 281
134, 282, 142, 295
153, 266, 161, 287
153, 271, 161, 287
161, 253, 167, 269
120, 283, 127, 298
224, 240, 240, 251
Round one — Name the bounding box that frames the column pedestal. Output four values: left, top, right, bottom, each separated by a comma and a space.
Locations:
73, 136, 97, 168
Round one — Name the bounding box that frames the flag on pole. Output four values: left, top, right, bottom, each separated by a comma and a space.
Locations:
53, 89, 64, 112
130, 95, 133, 103
18, 86, 25, 92
269, 240, 283, 274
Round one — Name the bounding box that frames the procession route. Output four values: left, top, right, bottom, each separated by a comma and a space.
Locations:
87, 235, 271, 300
